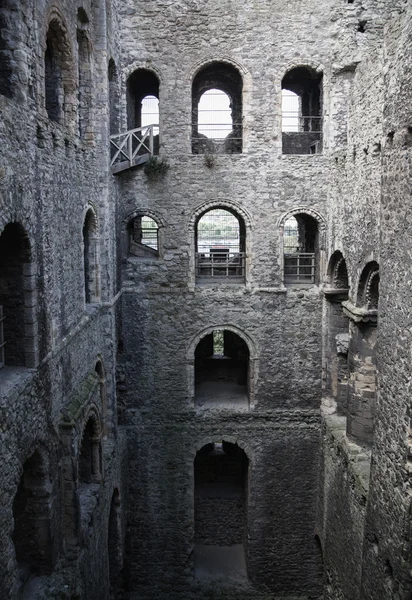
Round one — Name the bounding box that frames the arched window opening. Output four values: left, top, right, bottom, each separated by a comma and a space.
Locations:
194, 442, 249, 582
346, 262, 379, 445
108, 489, 123, 592
126, 69, 159, 153
79, 415, 102, 484
12, 451, 53, 588
192, 62, 242, 154
195, 208, 245, 283
0, 223, 33, 370
283, 214, 319, 284
324, 252, 350, 414
195, 330, 249, 409
127, 215, 159, 258
108, 59, 119, 136
95, 360, 108, 436
77, 11, 92, 139
45, 19, 73, 125
357, 261, 379, 310
281, 67, 323, 154
83, 209, 100, 304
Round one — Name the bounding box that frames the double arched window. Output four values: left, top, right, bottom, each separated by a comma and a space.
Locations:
192, 62, 243, 154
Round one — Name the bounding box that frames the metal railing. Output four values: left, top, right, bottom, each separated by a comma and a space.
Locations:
282, 115, 323, 132
192, 123, 242, 154
196, 251, 245, 280
284, 253, 315, 284
110, 125, 154, 169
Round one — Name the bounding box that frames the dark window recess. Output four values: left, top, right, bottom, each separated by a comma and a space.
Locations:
126, 69, 159, 153
192, 62, 243, 154
195, 330, 249, 408
282, 67, 323, 154
284, 214, 319, 284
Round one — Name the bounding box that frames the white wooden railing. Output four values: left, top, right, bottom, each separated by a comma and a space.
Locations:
110, 125, 154, 173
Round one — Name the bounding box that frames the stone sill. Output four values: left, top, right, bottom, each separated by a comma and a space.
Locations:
322, 400, 371, 498
342, 300, 377, 323
0, 366, 36, 402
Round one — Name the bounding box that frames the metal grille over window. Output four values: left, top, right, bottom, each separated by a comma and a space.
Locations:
196, 209, 245, 282
283, 217, 316, 284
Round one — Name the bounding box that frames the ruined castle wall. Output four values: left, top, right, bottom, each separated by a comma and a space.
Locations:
0, 0, 124, 597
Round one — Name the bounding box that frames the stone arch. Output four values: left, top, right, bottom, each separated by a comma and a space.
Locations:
42, 9, 76, 129
12, 447, 54, 589
357, 261, 379, 309
326, 250, 350, 289
77, 9, 93, 140
126, 67, 160, 151
188, 200, 253, 288
187, 324, 258, 408
278, 207, 326, 285
82, 206, 100, 304
191, 436, 253, 464
0, 221, 38, 368
78, 407, 102, 484
124, 209, 164, 259
191, 59, 244, 154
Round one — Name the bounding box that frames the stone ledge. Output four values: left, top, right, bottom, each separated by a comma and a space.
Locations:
341, 300, 377, 324
321, 400, 371, 498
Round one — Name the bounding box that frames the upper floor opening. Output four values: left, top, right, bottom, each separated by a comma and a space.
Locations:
44, 17, 74, 126
195, 329, 250, 409
0, 223, 36, 370
127, 214, 159, 259
282, 66, 323, 155
283, 213, 320, 284
126, 69, 159, 151
195, 208, 245, 283
192, 62, 242, 154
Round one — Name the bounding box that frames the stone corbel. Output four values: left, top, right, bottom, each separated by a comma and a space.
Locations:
323, 287, 349, 302
341, 300, 377, 324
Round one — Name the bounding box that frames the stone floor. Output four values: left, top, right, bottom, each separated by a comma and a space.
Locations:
195, 381, 249, 410
194, 544, 248, 583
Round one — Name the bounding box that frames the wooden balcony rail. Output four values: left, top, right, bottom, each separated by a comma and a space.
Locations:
284, 253, 316, 284
110, 125, 154, 174
196, 251, 245, 281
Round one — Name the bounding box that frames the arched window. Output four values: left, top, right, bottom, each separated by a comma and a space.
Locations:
0, 223, 35, 369
108, 59, 119, 136
44, 18, 74, 125
195, 208, 245, 282
83, 209, 100, 304
12, 450, 53, 589
283, 213, 319, 284
195, 329, 250, 408
192, 62, 242, 154
95, 360, 108, 436
324, 251, 350, 414
345, 262, 379, 444
357, 261, 379, 309
127, 215, 159, 258
108, 489, 123, 591
77, 9, 92, 139
126, 69, 159, 152
281, 66, 323, 154
194, 442, 248, 581
79, 414, 102, 484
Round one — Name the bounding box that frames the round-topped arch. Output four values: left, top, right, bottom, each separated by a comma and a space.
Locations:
278, 207, 326, 285
187, 324, 258, 409
189, 200, 253, 287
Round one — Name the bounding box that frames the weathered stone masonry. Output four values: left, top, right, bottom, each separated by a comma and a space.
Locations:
1, 0, 412, 599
